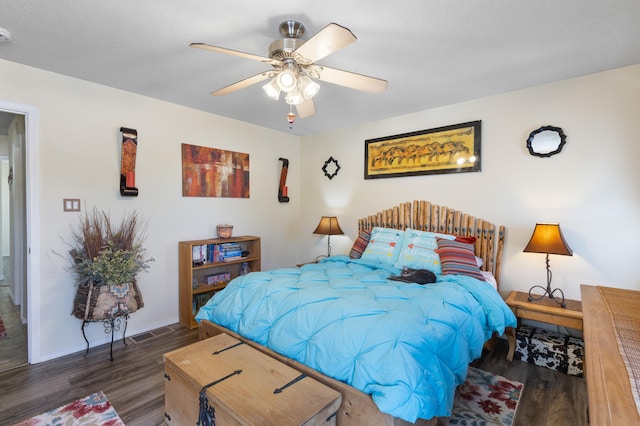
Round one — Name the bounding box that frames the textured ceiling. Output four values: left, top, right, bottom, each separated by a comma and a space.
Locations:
1, 0, 639, 136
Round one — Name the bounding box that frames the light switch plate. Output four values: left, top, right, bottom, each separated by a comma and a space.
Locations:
63, 198, 81, 212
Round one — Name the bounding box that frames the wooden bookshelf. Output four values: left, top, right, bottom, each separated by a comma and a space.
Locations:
179, 236, 261, 329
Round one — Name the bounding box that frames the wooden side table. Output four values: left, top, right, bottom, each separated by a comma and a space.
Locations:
504, 290, 583, 361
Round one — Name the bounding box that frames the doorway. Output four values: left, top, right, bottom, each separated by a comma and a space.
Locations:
0, 111, 27, 371
0, 100, 39, 369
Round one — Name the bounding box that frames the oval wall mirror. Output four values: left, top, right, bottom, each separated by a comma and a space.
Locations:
526, 125, 567, 158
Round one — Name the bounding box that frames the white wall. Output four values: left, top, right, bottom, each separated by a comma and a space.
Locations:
2, 55, 639, 362
0, 59, 301, 361
300, 64, 640, 300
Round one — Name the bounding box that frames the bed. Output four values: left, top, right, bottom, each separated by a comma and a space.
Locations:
196, 200, 516, 425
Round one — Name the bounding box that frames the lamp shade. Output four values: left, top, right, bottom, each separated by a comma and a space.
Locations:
523, 223, 573, 256
313, 216, 344, 236
262, 78, 281, 100
298, 75, 320, 99
276, 69, 297, 92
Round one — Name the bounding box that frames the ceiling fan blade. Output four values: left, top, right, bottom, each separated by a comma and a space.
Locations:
210, 72, 270, 96
191, 43, 281, 66
317, 66, 388, 94
296, 98, 316, 118
294, 23, 357, 64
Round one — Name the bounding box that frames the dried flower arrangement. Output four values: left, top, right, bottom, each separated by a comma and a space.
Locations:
67, 208, 155, 321
69, 208, 154, 286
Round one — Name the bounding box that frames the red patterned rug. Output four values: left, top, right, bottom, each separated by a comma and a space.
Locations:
0, 313, 7, 340
13, 391, 124, 426
443, 366, 524, 425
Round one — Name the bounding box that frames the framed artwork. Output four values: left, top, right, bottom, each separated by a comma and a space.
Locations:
364, 120, 481, 179
181, 143, 250, 198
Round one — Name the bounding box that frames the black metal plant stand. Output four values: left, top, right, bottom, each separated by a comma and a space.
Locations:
527, 253, 566, 308
81, 313, 129, 361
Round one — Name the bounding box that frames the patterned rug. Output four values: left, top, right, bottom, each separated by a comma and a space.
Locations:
443, 367, 524, 425
0, 313, 7, 340
13, 391, 124, 426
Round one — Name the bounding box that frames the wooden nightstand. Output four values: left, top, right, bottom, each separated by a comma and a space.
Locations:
504, 290, 583, 361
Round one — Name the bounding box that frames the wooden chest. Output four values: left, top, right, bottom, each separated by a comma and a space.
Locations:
164, 333, 342, 425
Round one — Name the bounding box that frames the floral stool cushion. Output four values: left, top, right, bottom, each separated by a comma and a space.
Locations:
515, 325, 584, 377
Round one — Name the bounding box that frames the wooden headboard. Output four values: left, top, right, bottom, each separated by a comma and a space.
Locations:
357, 200, 506, 288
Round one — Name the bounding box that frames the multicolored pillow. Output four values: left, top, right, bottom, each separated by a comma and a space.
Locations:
435, 237, 485, 281
393, 229, 455, 274
360, 227, 404, 266
349, 229, 372, 259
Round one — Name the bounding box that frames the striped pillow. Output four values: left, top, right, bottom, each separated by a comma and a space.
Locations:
349, 230, 371, 259
435, 238, 485, 281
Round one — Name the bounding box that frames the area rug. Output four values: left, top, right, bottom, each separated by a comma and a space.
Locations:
13, 391, 124, 426
443, 366, 524, 426
0, 313, 7, 340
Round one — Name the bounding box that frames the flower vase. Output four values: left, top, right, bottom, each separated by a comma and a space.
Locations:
72, 280, 144, 321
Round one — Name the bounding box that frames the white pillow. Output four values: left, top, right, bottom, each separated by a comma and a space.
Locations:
480, 271, 497, 289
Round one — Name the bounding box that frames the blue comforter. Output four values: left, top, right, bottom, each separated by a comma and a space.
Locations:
195, 255, 516, 422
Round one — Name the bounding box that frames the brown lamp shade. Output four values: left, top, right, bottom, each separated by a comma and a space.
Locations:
313, 216, 344, 236
523, 223, 573, 256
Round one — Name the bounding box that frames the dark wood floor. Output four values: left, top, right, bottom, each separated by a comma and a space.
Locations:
473, 339, 587, 426
0, 325, 586, 426
0, 323, 200, 426
0, 285, 28, 372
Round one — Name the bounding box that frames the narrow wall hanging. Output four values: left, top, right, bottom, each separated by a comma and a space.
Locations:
278, 157, 289, 202
120, 127, 139, 196
181, 143, 250, 198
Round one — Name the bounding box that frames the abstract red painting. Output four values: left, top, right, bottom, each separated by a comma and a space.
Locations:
181, 143, 250, 198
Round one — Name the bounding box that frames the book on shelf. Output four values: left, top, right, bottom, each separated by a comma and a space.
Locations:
192, 292, 216, 315
222, 256, 243, 262
204, 272, 230, 285
191, 242, 246, 266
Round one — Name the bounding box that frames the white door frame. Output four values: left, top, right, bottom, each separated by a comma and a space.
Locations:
0, 100, 40, 363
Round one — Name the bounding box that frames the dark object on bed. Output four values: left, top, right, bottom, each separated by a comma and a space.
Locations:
388, 267, 436, 284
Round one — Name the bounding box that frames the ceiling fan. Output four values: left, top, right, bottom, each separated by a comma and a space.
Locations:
191, 20, 388, 122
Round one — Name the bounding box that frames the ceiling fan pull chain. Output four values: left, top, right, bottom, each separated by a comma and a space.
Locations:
287, 104, 296, 128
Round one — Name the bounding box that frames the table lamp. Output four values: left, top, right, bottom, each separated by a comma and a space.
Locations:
313, 216, 344, 258
523, 223, 573, 308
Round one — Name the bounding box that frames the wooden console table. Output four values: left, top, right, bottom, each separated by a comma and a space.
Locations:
581, 285, 640, 425
504, 290, 583, 361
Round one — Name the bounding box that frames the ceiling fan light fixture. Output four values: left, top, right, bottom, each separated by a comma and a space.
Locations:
262, 78, 281, 100
192, 20, 387, 122
285, 87, 304, 105
277, 69, 297, 92
298, 75, 320, 99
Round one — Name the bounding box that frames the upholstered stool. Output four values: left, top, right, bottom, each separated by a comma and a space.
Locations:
515, 325, 584, 377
